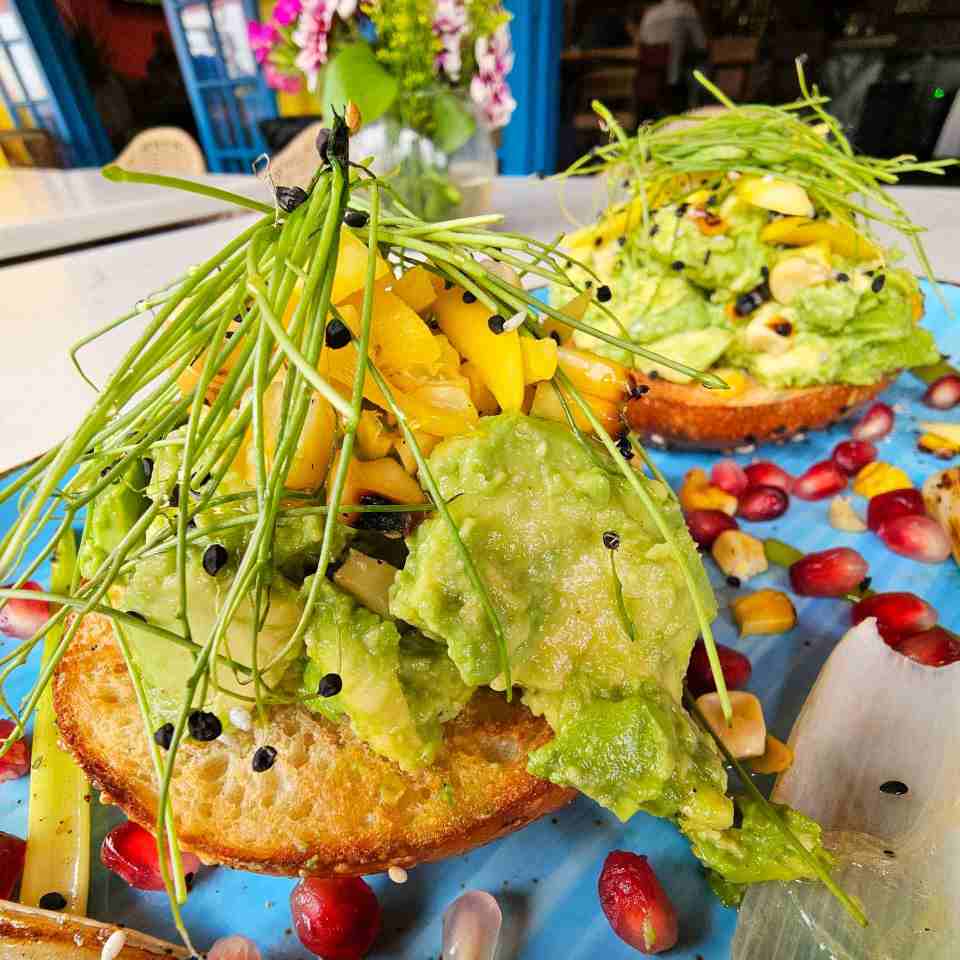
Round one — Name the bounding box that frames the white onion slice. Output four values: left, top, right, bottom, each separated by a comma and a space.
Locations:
442, 890, 502, 960
733, 618, 960, 959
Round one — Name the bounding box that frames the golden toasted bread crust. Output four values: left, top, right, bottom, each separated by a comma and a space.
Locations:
54, 614, 574, 878
625, 374, 891, 449
0, 900, 188, 958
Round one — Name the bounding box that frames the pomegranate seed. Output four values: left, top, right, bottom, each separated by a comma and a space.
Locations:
0, 832, 25, 900
685, 509, 738, 548
599, 851, 678, 954
896, 626, 960, 667
291, 877, 381, 960
0, 581, 49, 640
866, 488, 925, 533
851, 592, 938, 646
793, 460, 847, 501
832, 439, 877, 476
922, 374, 960, 410
851, 402, 894, 441
208, 936, 262, 960
877, 514, 951, 564
789, 547, 868, 597
744, 461, 793, 492
0, 720, 30, 782
737, 485, 789, 522
711, 459, 748, 496
686, 640, 751, 698
100, 820, 201, 892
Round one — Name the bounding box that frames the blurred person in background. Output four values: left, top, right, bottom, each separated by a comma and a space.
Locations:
639, 0, 706, 112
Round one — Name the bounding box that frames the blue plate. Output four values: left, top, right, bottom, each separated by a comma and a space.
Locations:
1, 281, 957, 958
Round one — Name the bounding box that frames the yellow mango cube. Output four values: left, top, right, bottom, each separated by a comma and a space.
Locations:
343, 287, 441, 371
853, 461, 913, 498
332, 229, 390, 304
556, 346, 629, 403
461, 361, 500, 416
761, 217, 880, 262
730, 589, 797, 637
519, 337, 559, 384
748, 735, 794, 774
356, 409, 394, 460
736, 176, 814, 217
391, 266, 442, 315
679, 468, 738, 515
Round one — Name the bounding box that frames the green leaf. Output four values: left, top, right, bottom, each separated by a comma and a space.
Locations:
431, 92, 476, 154
322, 42, 398, 127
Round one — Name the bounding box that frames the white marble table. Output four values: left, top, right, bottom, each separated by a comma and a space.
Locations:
0, 169, 266, 262
1, 177, 958, 473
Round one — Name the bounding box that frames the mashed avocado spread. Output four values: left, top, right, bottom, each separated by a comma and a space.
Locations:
558, 188, 937, 388
89, 411, 824, 893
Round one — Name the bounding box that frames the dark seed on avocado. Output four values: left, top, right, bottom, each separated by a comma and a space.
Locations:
836, 272, 849, 282
142, 457, 154, 484
597, 284, 612, 303
671, 260, 685, 271
168, 485, 180, 508
319, 672, 343, 697
871, 274, 886, 293
38, 892, 67, 911
154, 723, 174, 750
252, 745, 278, 773
344, 209, 369, 228
615, 434, 634, 460
188, 710, 222, 742
594, 236, 604, 248
649, 224, 659, 237
324, 318, 351, 350
202, 544, 229, 577
602, 530, 620, 551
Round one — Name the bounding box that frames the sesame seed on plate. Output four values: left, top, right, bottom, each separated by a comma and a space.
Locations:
388, 866, 408, 884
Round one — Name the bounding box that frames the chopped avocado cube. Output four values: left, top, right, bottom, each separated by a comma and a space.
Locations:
638, 328, 734, 384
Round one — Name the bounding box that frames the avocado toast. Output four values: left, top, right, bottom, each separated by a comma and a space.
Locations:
0, 114, 854, 947
558, 74, 951, 449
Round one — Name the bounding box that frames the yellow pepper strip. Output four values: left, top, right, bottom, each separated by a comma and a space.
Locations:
331, 228, 390, 303
520, 337, 559, 384
760, 217, 881, 261
556, 345, 629, 404
433, 285, 524, 411
21, 529, 91, 914
749, 734, 794, 774
730, 589, 797, 637
853, 461, 913, 498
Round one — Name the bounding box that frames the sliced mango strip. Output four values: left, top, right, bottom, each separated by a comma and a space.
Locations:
736, 176, 814, 217
461, 361, 499, 416
519, 337, 559, 384
761, 217, 881, 262
331, 452, 426, 521
434, 286, 524, 411
332, 228, 390, 304
391, 265, 442, 314
528, 380, 621, 435
556, 346, 629, 403
542, 291, 590, 345
356, 409, 394, 460
343, 286, 441, 370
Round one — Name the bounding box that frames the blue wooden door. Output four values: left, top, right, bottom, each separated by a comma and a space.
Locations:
162, 0, 276, 172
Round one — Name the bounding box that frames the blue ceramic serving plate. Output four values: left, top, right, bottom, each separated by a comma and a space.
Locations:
0, 281, 957, 959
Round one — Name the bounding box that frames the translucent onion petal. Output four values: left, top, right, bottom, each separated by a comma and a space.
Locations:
734, 618, 960, 959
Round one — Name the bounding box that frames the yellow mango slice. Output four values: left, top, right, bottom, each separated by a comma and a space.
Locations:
332, 228, 390, 304
461, 361, 500, 416
356, 409, 394, 460
761, 217, 880, 262
543, 291, 590, 344
395, 431, 440, 474
433, 286, 524, 411
736, 176, 814, 217
343, 287, 441, 370
529, 381, 620, 435
557, 346, 629, 403
331, 452, 426, 521
391, 266, 442, 314
519, 337, 559, 384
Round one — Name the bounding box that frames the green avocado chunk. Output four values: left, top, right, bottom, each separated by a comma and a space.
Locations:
301, 577, 473, 772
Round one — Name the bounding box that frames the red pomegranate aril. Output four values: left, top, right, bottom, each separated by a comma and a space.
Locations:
793, 460, 847, 501
896, 626, 960, 667
922, 374, 960, 410
291, 877, 381, 960
877, 514, 951, 564
737, 485, 789, 522
599, 851, 678, 954
832, 439, 877, 476
711, 459, 748, 496
685, 510, 739, 548
790, 547, 868, 597
0, 581, 49, 640
851, 592, 938, 639
686, 640, 752, 698
0, 720, 30, 782
866, 488, 925, 533
851, 402, 894, 441
100, 820, 201, 892
744, 461, 793, 493
0, 832, 25, 900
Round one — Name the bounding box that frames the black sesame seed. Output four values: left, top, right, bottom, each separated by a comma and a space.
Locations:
252, 745, 278, 773
858, 576, 872, 592
168, 485, 180, 508
617, 237, 626, 247
836, 271, 849, 282
649, 224, 660, 237
154, 723, 174, 750
324, 318, 351, 350
602, 530, 620, 550
703, 250, 712, 265
871, 274, 886, 293
100, 465, 112, 478
202, 543, 229, 577
707, 194, 718, 206
593, 236, 604, 248
774, 321, 792, 336
883, 849, 896, 858
760, 265, 770, 280
616, 433, 634, 460
443, 278, 454, 290
344, 209, 369, 228
38, 892, 67, 911
676, 203, 688, 217
141, 457, 154, 484
879, 780, 908, 796
462, 291, 477, 304
187, 710, 222, 742
549, 331, 562, 345
629, 382, 649, 399
596, 284, 612, 303
275, 185, 308, 213
319, 672, 342, 697
584, 279, 593, 289
487, 314, 506, 334
648, 369, 660, 380
726, 575, 741, 588
671, 260, 685, 271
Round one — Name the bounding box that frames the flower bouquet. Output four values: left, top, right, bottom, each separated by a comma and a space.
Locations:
248, 0, 515, 219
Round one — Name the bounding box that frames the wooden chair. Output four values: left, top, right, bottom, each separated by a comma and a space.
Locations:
0, 128, 64, 168
267, 121, 324, 190
709, 37, 760, 102
116, 127, 206, 175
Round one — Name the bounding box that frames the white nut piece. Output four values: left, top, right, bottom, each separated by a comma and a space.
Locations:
712, 530, 768, 581
828, 496, 867, 533
696, 691, 767, 759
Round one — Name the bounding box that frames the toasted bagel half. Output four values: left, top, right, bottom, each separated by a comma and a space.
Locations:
53, 614, 574, 877
625, 373, 891, 449
0, 900, 188, 958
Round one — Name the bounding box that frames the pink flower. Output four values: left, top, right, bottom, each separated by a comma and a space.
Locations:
272, 0, 302, 27
247, 20, 278, 65
433, 0, 467, 80
470, 24, 516, 128
264, 63, 302, 93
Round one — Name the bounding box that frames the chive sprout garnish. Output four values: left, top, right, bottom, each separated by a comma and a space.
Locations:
0, 108, 746, 947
